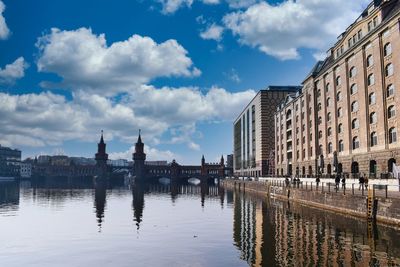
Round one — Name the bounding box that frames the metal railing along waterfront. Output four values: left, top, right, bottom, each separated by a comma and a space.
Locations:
263, 179, 400, 199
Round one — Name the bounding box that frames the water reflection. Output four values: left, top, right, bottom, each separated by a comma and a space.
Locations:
232, 189, 400, 266
1, 178, 400, 267
0, 182, 19, 214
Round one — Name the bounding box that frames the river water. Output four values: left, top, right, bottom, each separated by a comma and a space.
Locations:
0, 179, 399, 267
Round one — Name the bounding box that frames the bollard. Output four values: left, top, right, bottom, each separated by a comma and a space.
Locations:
385, 185, 388, 199
306, 182, 308, 190
362, 186, 364, 196
311, 182, 313, 191
322, 183, 324, 192
352, 183, 354, 195
328, 183, 330, 193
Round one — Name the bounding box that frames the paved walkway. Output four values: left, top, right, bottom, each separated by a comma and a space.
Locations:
239, 179, 400, 199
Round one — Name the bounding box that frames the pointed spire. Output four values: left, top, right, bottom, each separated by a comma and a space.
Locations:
100, 130, 104, 143
137, 129, 142, 144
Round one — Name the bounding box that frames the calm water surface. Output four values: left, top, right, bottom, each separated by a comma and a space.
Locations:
0, 179, 399, 267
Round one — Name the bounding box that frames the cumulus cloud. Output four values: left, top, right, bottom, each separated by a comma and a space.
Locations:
109, 145, 176, 162
0, 1, 10, 40
157, 0, 193, 14
0, 86, 255, 151
0, 57, 29, 85
224, 0, 370, 60
226, 0, 257, 9
36, 28, 200, 95
200, 23, 224, 42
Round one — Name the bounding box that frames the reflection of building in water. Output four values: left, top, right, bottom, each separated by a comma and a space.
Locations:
0, 182, 20, 209
131, 183, 145, 230
94, 179, 107, 231
232, 190, 400, 266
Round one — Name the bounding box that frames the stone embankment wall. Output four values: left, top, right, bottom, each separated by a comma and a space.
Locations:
222, 180, 400, 228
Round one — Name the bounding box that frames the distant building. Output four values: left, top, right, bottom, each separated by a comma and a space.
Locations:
70, 157, 96, 166
233, 86, 301, 177
227, 154, 233, 168
0, 145, 21, 177
20, 162, 32, 178
37, 155, 51, 164
108, 159, 129, 167
145, 161, 168, 166
275, 0, 400, 178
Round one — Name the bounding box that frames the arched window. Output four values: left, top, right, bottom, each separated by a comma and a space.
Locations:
386, 63, 394, 77
319, 145, 323, 155
349, 66, 357, 78
326, 98, 331, 107
286, 110, 292, 119
317, 89, 321, 97
387, 84, 395, 97
328, 142, 333, 154
352, 118, 359, 129
350, 84, 358, 94
318, 116, 322, 125
369, 92, 376, 105
318, 131, 322, 139
337, 107, 343, 117
317, 103, 322, 111
353, 136, 360, 149
339, 140, 344, 152
370, 112, 377, 124
368, 74, 375, 86
389, 127, 397, 143
326, 83, 330, 92
336, 76, 341, 86
336, 91, 342, 101
384, 42, 392, 56
351, 101, 359, 112
367, 55, 373, 67
370, 132, 378, 146
388, 105, 396, 118
338, 123, 343, 133
327, 112, 332, 122
328, 127, 332, 136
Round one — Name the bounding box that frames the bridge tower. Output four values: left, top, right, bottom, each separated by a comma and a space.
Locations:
133, 130, 146, 179
95, 130, 108, 167
219, 155, 225, 177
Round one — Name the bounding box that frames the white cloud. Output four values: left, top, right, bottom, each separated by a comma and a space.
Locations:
224, 0, 370, 60
109, 145, 176, 162
200, 23, 224, 42
203, 0, 220, 5
36, 28, 200, 95
0, 86, 255, 152
0, 1, 10, 40
223, 68, 241, 83
226, 0, 257, 9
0, 57, 29, 85
157, 0, 193, 14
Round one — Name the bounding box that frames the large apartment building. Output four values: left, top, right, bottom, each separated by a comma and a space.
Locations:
234, 86, 301, 177
275, 0, 400, 178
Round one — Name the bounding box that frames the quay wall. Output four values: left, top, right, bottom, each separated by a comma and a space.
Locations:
222, 180, 400, 228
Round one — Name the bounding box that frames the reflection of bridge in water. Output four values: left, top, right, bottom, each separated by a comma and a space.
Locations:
93, 179, 226, 231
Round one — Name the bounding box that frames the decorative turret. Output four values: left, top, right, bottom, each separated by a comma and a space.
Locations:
95, 130, 108, 167
220, 155, 225, 166
201, 155, 205, 166
133, 130, 146, 179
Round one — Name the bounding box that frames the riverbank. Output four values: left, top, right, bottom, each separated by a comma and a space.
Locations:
222, 179, 400, 228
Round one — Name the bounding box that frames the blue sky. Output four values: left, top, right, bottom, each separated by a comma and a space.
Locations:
0, 0, 369, 164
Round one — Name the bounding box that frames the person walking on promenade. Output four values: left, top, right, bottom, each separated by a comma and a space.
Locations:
359, 175, 365, 190
341, 175, 346, 189
365, 176, 369, 190
335, 174, 340, 191
316, 177, 320, 187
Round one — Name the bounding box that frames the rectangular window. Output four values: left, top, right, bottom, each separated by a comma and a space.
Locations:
358, 30, 363, 40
